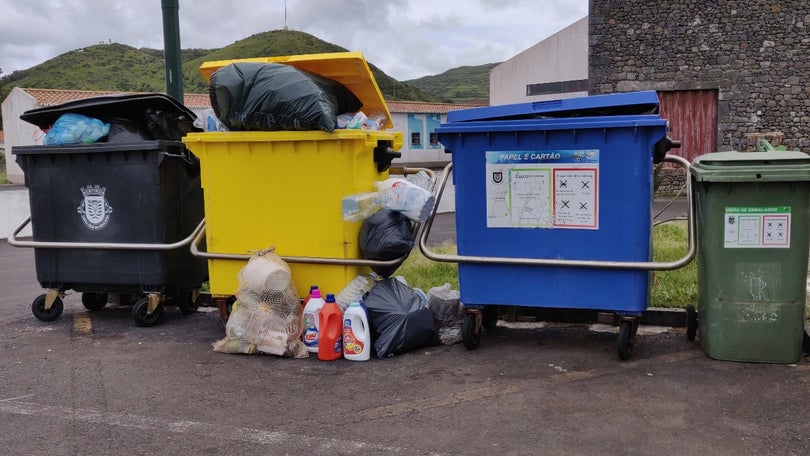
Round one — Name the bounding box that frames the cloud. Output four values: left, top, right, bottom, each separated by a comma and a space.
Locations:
0, 0, 587, 81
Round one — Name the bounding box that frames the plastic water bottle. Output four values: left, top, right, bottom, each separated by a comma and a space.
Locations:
335, 273, 377, 311
343, 302, 371, 361
318, 294, 343, 361
345, 111, 367, 129
361, 111, 386, 130
375, 178, 436, 223
341, 192, 382, 222
301, 289, 325, 353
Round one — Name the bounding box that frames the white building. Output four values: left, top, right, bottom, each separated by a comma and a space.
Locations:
489, 16, 588, 105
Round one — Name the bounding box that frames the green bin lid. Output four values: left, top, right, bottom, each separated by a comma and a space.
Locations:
690, 150, 810, 182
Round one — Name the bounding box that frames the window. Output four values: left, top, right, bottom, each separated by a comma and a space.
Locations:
526, 79, 588, 96
426, 114, 442, 149
408, 114, 424, 149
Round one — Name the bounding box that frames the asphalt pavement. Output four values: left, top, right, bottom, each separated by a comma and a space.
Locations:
2, 197, 810, 455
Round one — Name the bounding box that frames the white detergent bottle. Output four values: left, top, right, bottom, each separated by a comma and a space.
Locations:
302, 289, 326, 353
342, 301, 371, 361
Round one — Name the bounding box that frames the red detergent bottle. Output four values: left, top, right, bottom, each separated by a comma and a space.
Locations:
318, 293, 343, 361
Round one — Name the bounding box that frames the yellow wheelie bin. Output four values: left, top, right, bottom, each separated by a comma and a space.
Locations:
183, 52, 405, 316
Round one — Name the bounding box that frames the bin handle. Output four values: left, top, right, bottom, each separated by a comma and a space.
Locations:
190, 220, 412, 267
189, 166, 438, 268
7, 217, 206, 251
418, 155, 696, 271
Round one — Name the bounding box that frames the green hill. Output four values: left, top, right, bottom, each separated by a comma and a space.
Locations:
0, 30, 441, 103
406, 62, 499, 103
179, 30, 438, 102
0, 29, 495, 127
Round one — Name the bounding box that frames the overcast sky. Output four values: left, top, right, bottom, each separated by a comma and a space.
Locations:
0, 0, 587, 81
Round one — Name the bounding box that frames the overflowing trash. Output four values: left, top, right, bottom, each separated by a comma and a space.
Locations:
42, 113, 110, 145
21, 93, 200, 143
208, 62, 362, 132
336, 110, 386, 130
363, 277, 440, 358
213, 249, 308, 358
426, 284, 464, 345
342, 173, 436, 223
358, 209, 414, 278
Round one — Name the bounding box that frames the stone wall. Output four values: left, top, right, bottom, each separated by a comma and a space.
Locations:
655, 167, 684, 196
589, 0, 810, 152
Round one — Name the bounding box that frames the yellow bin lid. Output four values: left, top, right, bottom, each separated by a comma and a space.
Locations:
198, 52, 393, 129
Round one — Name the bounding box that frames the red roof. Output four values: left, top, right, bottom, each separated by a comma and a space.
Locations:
386, 101, 485, 114
20, 88, 485, 114
21, 88, 208, 109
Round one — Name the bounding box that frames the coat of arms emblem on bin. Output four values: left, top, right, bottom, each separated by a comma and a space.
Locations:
77, 185, 112, 230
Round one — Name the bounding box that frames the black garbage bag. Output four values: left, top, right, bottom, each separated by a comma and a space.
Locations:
359, 209, 413, 277
364, 278, 440, 358
208, 62, 362, 132
19, 93, 200, 141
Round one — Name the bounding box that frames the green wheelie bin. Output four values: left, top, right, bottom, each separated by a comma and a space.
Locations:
689, 151, 810, 363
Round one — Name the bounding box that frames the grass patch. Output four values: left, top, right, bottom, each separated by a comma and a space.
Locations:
398, 240, 459, 292
398, 221, 696, 308
650, 221, 697, 308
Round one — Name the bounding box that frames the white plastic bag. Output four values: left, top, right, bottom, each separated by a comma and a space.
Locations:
374, 178, 436, 223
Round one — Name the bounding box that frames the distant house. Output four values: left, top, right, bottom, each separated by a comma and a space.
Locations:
1, 87, 480, 184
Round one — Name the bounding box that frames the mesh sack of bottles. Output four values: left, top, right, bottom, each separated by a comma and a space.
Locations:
212, 249, 308, 358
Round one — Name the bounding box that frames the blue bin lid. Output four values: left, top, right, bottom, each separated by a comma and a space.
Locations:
446, 91, 660, 123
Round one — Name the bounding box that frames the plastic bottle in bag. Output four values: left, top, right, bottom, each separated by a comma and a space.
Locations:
406, 170, 434, 192
341, 192, 382, 222
361, 111, 386, 130
335, 273, 377, 311
345, 111, 367, 129
375, 178, 436, 223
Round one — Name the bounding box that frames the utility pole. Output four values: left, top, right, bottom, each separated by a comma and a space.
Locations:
161, 0, 183, 102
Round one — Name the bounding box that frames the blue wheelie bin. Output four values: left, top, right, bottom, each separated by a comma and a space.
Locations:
421, 91, 694, 359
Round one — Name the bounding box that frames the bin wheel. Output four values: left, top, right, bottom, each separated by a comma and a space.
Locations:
803, 331, 810, 355
685, 305, 698, 341
482, 306, 499, 331
81, 292, 108, 311
461, 312, 482, 350
176, 291, 199, 315
132, 297, 163, 327
32, 294, 64, 322
617, 320, 635, 360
